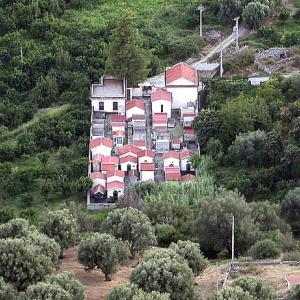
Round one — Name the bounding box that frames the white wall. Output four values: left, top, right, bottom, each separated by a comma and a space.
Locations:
126, 107, 145, 119
168, 78, 196, 86
91, 178, 106, 188
107, 188, 124, 198
92, 98, 125, 114
152, 100, 171, 118
120, 162, 138, 171
138, 156, 154, 168
107, 176, 124, 184
166, 87, 198, 109
91, 146, 112, 158
140, 171, 154, 181
164, 158, 180, 169
180, 157, 193, 172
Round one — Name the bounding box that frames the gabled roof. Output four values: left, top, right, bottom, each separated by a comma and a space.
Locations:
138, 149, 155, 158
184, 128, 195, 134
126, 99, 145, 111
140, 163, 155, 171
133, 140, 146, 148
107, 181, 124, 190
107, 170, 125, 178
89, 172, 106, 180
92, 184, 106, 194
153, 113, 168, 124
181, 174, 197, 183
101, 164, 117, 172
90, 138, 113, 149
180, 149, 192, 159
101, 156, 119, 164
118, 145, 141, 157
166, 63, 198, 85
165, 166, 181, 181
150, 88, 172, 102
120, 155, 138, 164
163, 151, 180, 160
111, 115, 126, 122
132, 114, 146, 121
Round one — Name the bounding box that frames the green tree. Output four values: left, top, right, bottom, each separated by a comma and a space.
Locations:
106, 10, 150, 85
104, 208, 156, 257
220, 0, 243, 23
234, 276, 274, 300
287, 285, 300, 300
0, 277, 17, 300
206, 138, 223, 160
169, 240, 208, 276
290, 117, 300, 142
249, 239, 280, 259
41, 209, 79, 256
130, 249, 194, 300
211, 286, 254, 300
0, 218, 30, 239
242, 2, 270, 29
78, 233, 129, 281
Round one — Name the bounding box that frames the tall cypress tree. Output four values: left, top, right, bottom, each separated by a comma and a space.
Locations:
105, 10, 150, 85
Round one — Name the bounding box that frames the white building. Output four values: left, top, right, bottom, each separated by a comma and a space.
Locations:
106, 170, 125, 184
140, 163, 155, 181
100, 156, 119, 173
89, 138, 113, 158
165, 63, 199, 109
107, 181, 124, 199
138, 150, 155, 168
151, 89, 172, 118
118, 145, 141, 158
90, 75, 126, 114
120, 155, 138, 172
163, 152, 180, 169
126, 99, 145, 119
89, 172, 106, 188
179, 149, 193, 172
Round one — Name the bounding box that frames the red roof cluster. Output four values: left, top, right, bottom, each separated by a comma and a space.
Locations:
101, 156, 119, 164
150, 89, 172, 102
138, 149, 155, 158
90, 138, 113, 149
126, 99, 145, 111
165, 167, 181, 181
179, 149, 192, 159
163, 151, 180, 160
166, 63, 198, 85
107, 170, 125, 178
118, 145, 141, 157
120, 155, 138, 164
140, 163, 155, 171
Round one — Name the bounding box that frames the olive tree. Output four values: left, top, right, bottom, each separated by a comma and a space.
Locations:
104, 208, 156, 257
78, 233, 130, 281
19, 282, 71, 300
234, 276, 274, 300
41, 209, 79, 256
211, 286, 254, 300
0, 218, 30, 239
0, 239, 54, 290
242, 2, 271, 29
0, 277, 17, 300
169, 240, 208, 276
130, 249, 194, 300
108, 284, 170, 300
45, 272, 85, 300
249, 239, 280, 259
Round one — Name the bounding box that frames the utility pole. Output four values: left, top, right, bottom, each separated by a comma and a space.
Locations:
196, 5, 206, 38
220, 49, 223, 77
216, 261, 219, 292
233, 17, 240, 50
20, 47, 24, 64
231, 215, 235, 266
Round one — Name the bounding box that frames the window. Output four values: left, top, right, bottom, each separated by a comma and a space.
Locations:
99, 102, 104, 111
113, 102, 118, 111
161, 104, 164, 113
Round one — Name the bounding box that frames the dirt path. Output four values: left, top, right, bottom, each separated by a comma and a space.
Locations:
57, 247, 137, 300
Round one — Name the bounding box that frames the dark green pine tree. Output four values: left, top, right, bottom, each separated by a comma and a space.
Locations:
105, 10, 150, 85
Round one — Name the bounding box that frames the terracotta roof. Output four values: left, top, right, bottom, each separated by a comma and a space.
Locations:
101, 164, 117, 172
163, 151, 180, 160
111, 122, 126, 127
151, 89, 172, 102
118, 145, 141, 157
138, 150, 155, 158
90, 138, 113, 149
120, 155, 138, 164
107, 181, 124, 190
133, 140, 146, 147
181, 174, 197, 183
92, 153, 105, 162
89, 172, 106, 180
111, 115, 126, 122
165, 167, 181, 181
132, 114, 146, 121
92, 184, 106, 194
184, 128, 195, 134
166, 63, 198, 85
101, 156, 119, 164
140, 163, 155, 171
107, 170, 125, 178
112, 130, 126, 136
183, 112, 196, 117
180, 149, 192, 159
126, 99, 145, 111
153, 113, 168, 124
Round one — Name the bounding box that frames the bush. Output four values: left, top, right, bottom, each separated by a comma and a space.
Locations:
282, 251, 300, 261
210, 286, 254, 300
169, 240, 208, 276
155, 224, 179, 247
249, 239, 280, 259
0, 277, 17, 300
287, 285, 300, 300
242, 2, 270, 29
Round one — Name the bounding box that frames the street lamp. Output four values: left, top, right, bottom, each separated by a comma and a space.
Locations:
233, 17, 240, 51
196, 5, 206, 38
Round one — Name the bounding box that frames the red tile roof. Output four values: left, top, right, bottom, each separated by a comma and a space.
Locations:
101, 156, 119, 164
111, 122, 126, 127
180, 149, 192, 159
101, 164, 117, 172
107, 170, 125, 178
92, 184, 106, 194
112, 130, 126, 136
163, 151, 180, 160
126, 99, 145, 111
89, 172, 106, 180
183, 112, 196, 117
111, 115, 126, 122
181, 174, 197, 183
184, 128, 195, 134
138, 150, 155, 158
119, 155, 138, 164
107, 181, 124, 190
133, 140, 146, 147
140, 163, 155, 171
118, 145, 141, 157
151, 89, 172, 102
166, 63, 198, 85
165, 167, 181, 181
132, 114, 146, 121
90, 138, 113, 149
153, 113, 168, 124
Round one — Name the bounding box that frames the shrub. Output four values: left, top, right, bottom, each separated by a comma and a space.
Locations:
287, 285, 300, 300
210, 286, 254, 300
0, 277, 17, 300
282, 251, 300, 261
249, 239, 280, 259
155, 224, 179, 247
